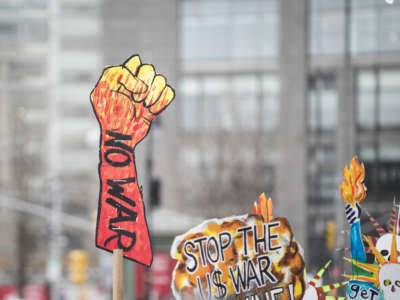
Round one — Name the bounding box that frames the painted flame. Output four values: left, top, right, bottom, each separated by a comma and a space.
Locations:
340, 157, 366, 205
253, 192, 273, 222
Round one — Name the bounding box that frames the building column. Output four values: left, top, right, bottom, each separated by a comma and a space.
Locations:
335, 1, 355, 250
277, 0, 309, 253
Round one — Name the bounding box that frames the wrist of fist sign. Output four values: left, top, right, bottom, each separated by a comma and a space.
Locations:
345, 203, 361, 225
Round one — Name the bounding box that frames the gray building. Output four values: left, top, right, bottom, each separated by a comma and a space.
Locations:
0, 0, 101, 288
101, 0, 400, 278
0, 0, 400, 295
132, 0, 400, 270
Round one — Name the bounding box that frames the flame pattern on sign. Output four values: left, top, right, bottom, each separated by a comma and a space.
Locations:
253, 193, 273, 223
340, 157, 366, 206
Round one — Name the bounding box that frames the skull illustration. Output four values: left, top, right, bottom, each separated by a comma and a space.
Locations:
379, 264, 400, 300
376, 234, 400, 262
303, 286, 318, 300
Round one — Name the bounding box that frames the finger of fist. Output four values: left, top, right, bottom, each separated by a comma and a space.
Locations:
128, 62, 175, 115
134, 64, 156, 103
145, 75, 166, 107
101, 66, 147, 95
150, 85, 174, 115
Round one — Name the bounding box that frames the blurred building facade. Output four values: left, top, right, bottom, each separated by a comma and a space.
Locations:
172, 0, 400, 269
0, 0, 102, 291
0, 0, 400, 297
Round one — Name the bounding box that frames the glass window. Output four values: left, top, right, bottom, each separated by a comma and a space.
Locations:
262, 76, 279, 130
308, 90, 318, 130
180, 77, 202, 131
357, 69, 400, 129
380, 142, 400, 161
351, 0, 400, 54
311, 0, 400, 55
61, 3, 98, 15
379, 70, 400, 127
358, 143, 377, 162
60, 17, 100, 37
357, 68, 400, 195
22, 19, 48, 43
309, 171, 337, 204
232, 14, 261, 58
309, 1, 345, 55
0, 22, 18, 41
182, 147, 202, 169
204, 76, 230, 130
357, 70, 377, 129
320, 89, 337, 130
380, 6, 400, 51
23, 0, 47, 9
308, 75, 337, 131
380, 90, 399, 127
351, 9, 378, 53
357, 91, 375, 129
311, 0, 345, 11
61, 70, 94, 83
232, 75, 257, 130
179, 74, 279, 132
180, 0, 279, 61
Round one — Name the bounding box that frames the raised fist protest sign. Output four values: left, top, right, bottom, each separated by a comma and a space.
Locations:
91, 55, 174, 266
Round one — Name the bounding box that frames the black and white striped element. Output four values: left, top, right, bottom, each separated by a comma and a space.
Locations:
345, 203, 361, 225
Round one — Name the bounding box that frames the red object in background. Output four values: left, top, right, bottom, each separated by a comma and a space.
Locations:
136, 251, 175, 299
23, 284, 50, 300
0, 285, 17, 300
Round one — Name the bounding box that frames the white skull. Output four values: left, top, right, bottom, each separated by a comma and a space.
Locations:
379, 263, 400, 300
302, 286, 318, 300
375, 233, 400, 262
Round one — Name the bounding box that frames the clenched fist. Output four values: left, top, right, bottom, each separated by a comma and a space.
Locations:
91, 55, 175, 148
91, 55, 175, 266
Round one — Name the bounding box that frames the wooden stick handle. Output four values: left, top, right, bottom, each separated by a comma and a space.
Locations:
113, 249, 124, 300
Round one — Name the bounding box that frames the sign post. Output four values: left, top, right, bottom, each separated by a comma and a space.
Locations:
113, 249, 124, 300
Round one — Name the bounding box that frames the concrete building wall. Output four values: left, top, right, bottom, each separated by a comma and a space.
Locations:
277, 0, 308, 250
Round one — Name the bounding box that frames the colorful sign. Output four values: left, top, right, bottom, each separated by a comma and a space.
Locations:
170, 212, 305, 300
90, 55, 175, 266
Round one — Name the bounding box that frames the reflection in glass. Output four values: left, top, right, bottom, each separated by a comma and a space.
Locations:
181, 77, 202, 131
181, 0, 279, 60
232, 75, 257, 130
380, 71, 399, 126
310, 0, 400, 55
380, 142, 400, 161
358, 91, 375, 129
309, 1, 345, 55
204, 77, 230, 130
357, 69, 400, 129
179, 74, 279, 132
308, 76, 337, 131
262, 76, 279, 130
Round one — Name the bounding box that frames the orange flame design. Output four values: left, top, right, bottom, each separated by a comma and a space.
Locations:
340, 157, 366, 205
253, 193, 273, 222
